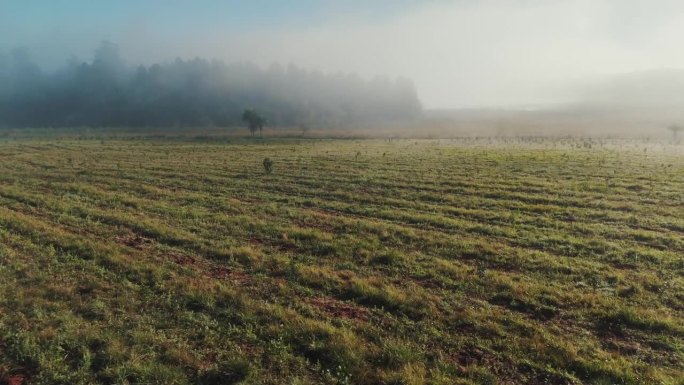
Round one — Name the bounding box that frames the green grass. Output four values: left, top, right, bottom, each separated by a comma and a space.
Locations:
0, 137, 682, 384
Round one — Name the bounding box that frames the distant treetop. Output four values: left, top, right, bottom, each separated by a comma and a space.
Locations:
0, 42, 422, 128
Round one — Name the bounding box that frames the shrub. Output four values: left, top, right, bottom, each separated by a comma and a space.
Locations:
263, 158, 273, 174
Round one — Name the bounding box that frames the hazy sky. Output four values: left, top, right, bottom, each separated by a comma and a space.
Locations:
2, 0, 684, 108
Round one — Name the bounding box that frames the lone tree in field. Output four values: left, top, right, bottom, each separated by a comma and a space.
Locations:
668, 124, 683, 142
242, 109, 267, 137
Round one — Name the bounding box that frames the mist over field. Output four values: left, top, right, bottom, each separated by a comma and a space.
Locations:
2, 1, 684, 137
0, 43, 422, 128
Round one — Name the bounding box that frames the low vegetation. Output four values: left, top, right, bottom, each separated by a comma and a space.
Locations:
0, 136, 681, 384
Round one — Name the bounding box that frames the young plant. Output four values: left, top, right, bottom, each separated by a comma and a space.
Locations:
263, 157, 274, 174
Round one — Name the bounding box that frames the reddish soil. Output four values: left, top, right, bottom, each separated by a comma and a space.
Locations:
169, 253, 196, 266
115, 233, 153, 250
308, 296, 370, 321
209, 267, 251, 286
7, 375, 25, 385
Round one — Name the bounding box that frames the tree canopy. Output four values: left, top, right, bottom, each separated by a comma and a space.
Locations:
242, 109, 266, 136
0, 42, 422, 129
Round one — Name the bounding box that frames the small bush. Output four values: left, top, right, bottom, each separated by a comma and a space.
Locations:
263, 158, 273, 174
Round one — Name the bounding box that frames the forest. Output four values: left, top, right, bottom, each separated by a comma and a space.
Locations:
0, 42, 423, 129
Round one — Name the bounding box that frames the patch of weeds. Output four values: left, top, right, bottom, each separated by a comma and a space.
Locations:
197, 358, 251, 385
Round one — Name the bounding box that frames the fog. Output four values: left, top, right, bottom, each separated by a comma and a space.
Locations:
2, 0, 684, 133
0, 43, 421, 128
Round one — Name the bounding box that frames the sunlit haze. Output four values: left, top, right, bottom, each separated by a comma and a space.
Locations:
4, 0, 684, 108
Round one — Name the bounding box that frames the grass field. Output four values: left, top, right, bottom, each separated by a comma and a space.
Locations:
0, 137, 682, 385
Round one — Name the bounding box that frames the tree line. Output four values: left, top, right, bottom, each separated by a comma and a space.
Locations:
0, 42, 422, 129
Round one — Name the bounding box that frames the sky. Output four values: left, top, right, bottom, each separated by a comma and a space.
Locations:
2, 0, 684, 108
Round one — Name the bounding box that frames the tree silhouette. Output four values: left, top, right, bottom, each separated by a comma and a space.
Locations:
667, 124, 683, 141
0, 43, 423, 128
242, 109, 266, 137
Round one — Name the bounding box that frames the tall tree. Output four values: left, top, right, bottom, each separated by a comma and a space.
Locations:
242, 109, 266, 137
